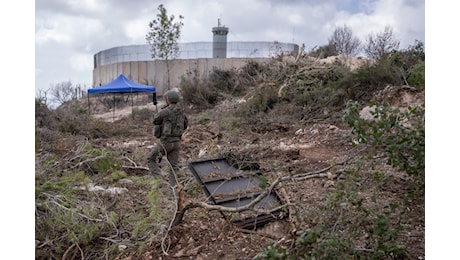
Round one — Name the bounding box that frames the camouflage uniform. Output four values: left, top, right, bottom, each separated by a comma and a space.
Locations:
147, 103, 188, 186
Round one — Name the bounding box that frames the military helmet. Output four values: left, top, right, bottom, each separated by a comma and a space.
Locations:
165, 90, 180, 104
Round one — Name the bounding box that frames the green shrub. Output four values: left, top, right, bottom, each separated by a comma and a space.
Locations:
54, 103, 90, 135
110, 170, 128, 183
255, 244, 287, 260
180, 66, 252, 109
383, 40, 425, 87
342, 62, 402, 102
235, 84, 279, 116
58, 119, 80, 134
131, 107, 153, 122
179, 75, 219, 108
94, 153, 121, 174
209, 68, 244, 95
307, 43, 338, 58
343, 101, 425, 176
35, 97, 58, 129
337, 42, 425, 103
218, 115, 243, 134
197, 111, 212, 124
81, 145, 123, 174
407, 61, 425, 87
86, 119, 112, 138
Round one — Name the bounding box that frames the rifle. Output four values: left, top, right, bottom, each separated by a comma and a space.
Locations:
153, 93, 158, 113
152, 92, 161, 138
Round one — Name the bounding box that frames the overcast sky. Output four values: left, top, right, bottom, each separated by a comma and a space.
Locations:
35, 0, 425, 95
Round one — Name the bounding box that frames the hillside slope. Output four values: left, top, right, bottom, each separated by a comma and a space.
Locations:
35, 55, 425, 259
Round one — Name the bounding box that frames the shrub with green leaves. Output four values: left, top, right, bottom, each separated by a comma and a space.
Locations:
386, 40, 425, 87
343, 101, 425, 177
131, 107, 153, 122
255, 244, 287, 260
407, 61, 425, 87
82, 146, 122, 174
179, 75, 219, 108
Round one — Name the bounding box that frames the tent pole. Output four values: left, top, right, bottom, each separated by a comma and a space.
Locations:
113, 94, 115, 123
131, 93, 134, 119
87, 93, 90, 116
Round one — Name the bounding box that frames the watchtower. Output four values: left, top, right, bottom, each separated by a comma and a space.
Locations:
212, 19, 229, 58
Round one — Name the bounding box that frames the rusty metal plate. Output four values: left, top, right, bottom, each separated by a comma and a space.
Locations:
188, 157, 286, 229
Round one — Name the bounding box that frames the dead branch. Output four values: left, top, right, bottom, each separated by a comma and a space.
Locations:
122, 156, 138, 167
287, 146, 365, 181
42, 192, 105, 222
75, 243, 85, 260
61, 243, 75, 260
61, 242, 84, 260
99, 237, 122, 244
185, 136, 205, 143
291, 172, 331, 181
121, 165, 150, 175
71, 155, 107, 169
161, 183, 183, 256
277, 187, 298, 234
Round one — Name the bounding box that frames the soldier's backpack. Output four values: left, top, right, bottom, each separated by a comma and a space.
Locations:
162, 106, 186, 138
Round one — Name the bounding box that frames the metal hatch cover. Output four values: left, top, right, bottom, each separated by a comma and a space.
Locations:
188, 157, 287, 229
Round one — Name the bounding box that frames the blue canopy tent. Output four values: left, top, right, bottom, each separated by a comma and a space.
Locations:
87, 74, 157, 120
88, 74, 156, 95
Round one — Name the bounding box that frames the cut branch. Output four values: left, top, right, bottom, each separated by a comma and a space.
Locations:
71, 155, 106, 169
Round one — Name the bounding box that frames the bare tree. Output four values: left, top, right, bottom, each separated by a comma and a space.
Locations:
328, 24, 361, 56
145, 4, 184, 90
50, 80, 85, 106
364, 25, 400, 60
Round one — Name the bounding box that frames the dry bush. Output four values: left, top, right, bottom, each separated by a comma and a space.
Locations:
36, 98, 59, 130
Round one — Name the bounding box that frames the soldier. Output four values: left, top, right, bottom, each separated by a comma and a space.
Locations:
147, 90, 188, 187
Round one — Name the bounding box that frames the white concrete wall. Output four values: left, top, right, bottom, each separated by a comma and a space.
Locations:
92, 57, 271, 95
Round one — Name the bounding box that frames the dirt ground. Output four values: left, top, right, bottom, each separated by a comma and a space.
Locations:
86, 86, 424, 259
